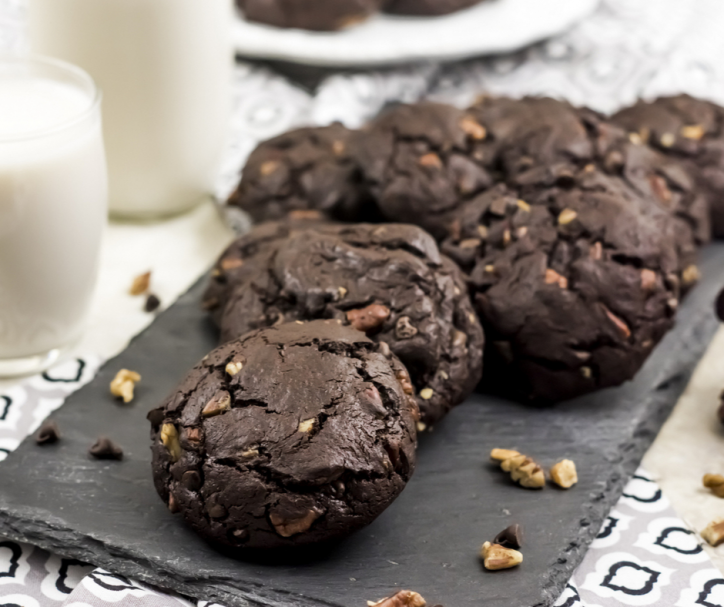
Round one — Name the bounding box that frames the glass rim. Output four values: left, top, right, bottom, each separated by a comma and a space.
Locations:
0, 53, 101, 143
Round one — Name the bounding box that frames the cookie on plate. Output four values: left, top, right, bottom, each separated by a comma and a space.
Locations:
611, 94, 724, 237
384, 0, 484, 16
237, 0, 383, 31
441, 169, 683, 402
467, 96, 710, 252
148, 320, 418, 550
228, 123, 376, 223
204, 222, 484, 425
355, 102, 494, 240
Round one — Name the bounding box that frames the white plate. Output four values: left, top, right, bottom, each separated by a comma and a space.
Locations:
232, 0, 599, 67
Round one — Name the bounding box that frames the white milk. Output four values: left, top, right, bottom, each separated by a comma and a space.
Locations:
28, 0, 233, 219
0, 58, 107, 371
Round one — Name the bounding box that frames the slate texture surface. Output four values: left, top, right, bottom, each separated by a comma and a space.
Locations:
1, 244, 724, 607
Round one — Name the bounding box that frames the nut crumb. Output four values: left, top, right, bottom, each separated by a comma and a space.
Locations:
550, 459, 578, 488
129, 271, 151, 296
703, 474, 724, 497
202, 391, 231, 418
220, 257, 244, 272
419, 388, 434, 400
545, 268, 568, 289
491, 449, 545, 488
681, 124, 705, 141
480, 541, 523, 570
416, 421, 427, 433
682, 265, 700, 286
298, 418, 316, 433
516, 199, 530, 212
241, 448, 259, 458
460, 115, 487, 140
338, 286, 348, 299
160, 424, 182, 462
459, 238, 481, 250
419, 152, 443, 169
701, 518, 724, 546
602, 306, 631, 339
260, 160, 280, 176
368, 590, 427, 607
347, 304, 390, 332
660, 133, 676, 147
396, 316, 418, 339
640, 269, 657, 291
110, 369, 141, 403
270, 509, 322, 537
225, 360, 243, 376
558, 208, 578, 225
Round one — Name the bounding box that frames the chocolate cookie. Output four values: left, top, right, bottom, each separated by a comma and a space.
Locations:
441, 168, 683, 402
384, 0, 484, 15
228, 123, 376, 223
355, 102, 494, 240
611, 94, 724, 237
237, 0, 382, 31
468, 96, 710, 251
148, 320, 418, 550
204, 222, 484, 425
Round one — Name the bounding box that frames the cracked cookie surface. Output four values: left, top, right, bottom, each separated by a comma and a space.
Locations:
228, 123, 375, 223
149, 320, 418, 550
204, 221, 484, 425
355, 102, 493, 240
611, 94, 724, 237
441, 169, 682, 402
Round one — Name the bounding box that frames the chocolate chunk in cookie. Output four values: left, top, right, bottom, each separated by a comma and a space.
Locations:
237, 0, 384, 30
204, 222, 484, 425
442, 169, 682, 402
384, 0, 484, 15
228, 124, 376, 224
149, 320, 418, 549
611, 94, 724, 237
355, 102, 494, 239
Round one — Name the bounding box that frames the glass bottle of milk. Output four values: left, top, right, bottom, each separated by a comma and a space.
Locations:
28, 0, 233, 219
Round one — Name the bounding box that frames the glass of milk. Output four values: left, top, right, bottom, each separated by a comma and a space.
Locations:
0, 56, 107, 377
28, 0, 233, 220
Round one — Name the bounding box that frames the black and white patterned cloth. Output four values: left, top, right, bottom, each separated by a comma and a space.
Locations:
2, 0, 724, 605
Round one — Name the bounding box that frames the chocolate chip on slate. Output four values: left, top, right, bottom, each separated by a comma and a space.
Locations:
144, 293, 161, 313
716, 286, 724, 322
36, 421, 60, 445
89, 436, 124, 460
493, 523, 523, 549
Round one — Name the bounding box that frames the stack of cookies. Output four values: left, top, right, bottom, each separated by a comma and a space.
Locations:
149, 94, 722, 550
237, 0, 488, 31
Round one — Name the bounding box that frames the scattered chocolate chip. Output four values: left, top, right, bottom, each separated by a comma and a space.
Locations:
494, 523, 523, 549
716, 287, 724, 322
89, 436, 124, 460
36, 421, 60, 445
144, 293, 161, 312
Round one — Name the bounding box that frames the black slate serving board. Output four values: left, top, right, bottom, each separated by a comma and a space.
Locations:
1, 244, 724, 607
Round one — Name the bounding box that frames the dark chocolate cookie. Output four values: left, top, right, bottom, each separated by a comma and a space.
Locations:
149, 320, 418, 550
355, 102, 494, 240
441, 168, 682, 402
204, 222, 484, 425
227, 123, 376, 223
384, 0, 484, 15
467, 96, 710, 252
611, 94, 724, 237
237, 0, 383, 30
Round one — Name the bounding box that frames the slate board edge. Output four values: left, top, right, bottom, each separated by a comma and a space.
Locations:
0, 265, 720, 607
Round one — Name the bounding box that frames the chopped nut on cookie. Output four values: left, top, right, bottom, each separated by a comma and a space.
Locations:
110, 369, 141, 403
550, 459, 578, 489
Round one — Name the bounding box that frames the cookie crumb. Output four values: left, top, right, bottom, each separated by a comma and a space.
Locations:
129, 271, 151, 296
